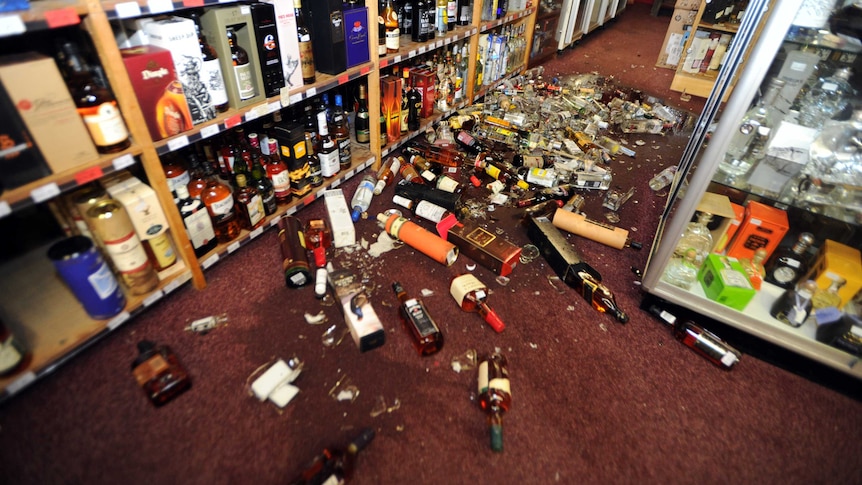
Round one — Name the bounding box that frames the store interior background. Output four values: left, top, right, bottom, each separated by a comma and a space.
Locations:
1, 2, 860, 484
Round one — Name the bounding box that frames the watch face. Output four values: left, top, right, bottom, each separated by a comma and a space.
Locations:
772, 266, 796, 284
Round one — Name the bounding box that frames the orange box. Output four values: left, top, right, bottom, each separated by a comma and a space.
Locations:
803, 240, 862, 308
725, 201, 789, 262
713, 202, 744, 253
380, 75, 401, 145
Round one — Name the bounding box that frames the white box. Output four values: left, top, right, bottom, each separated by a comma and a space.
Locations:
323, 189, 356, 248
262, 0, 304, 90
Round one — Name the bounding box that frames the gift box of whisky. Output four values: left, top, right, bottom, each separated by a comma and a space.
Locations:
261, 0, 304, 89
381, 75, 402, 144
0, 83, 52, 190
199, 6, 266, 110
306, 0, 346, 75
725, 201, 789, 262
0, 53, 98, 174
328, 267, 385, 352
145, 17, 219, 124
524, 215, 603, 289
446, 217, 522, 277
411, 67, 436, 118
343, 7, 370, 68
120, 45, 193, 141
249, 3, 286, 98
803, 240, 862, 308
698, 254, 756, 311
273, 120, 310, 198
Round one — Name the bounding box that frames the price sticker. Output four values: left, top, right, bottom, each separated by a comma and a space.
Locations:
31, 183, 60, 203
167, 135, 190, 152
338, 74, 349, 85
44, 8, 80, 28
285, 205, 298, 216
240, 5, 250, 14
393, 55, 402, 64
113, 153, 135, 171
224, 115, 243, 129
5, 372, 36, 396
162, 278, 181, 294
280, 87, 293, 107
182, 0, 204, 6
418, 46, 426, 54
408, 50, 417, 58
268, 100, 281, 113
436, 40, 443, 49
289, 92, 303, 105
245, 107, 261, 122
227, 241, 241, 253
114, 2, 143, 18
74, 166, 104, 185
147, 0, 174, 14
306, 87, 317, 98
270, 215, 282, 226
202, 253, 220, 269
0, 14, 25, 37
249, 227, 264, 240
200, 124, 220, 139
143, 290, 164, 307
0, 201, 11, 219
107, 311, 131, 330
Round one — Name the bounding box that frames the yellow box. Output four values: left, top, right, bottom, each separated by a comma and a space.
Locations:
804, 240, 862, 308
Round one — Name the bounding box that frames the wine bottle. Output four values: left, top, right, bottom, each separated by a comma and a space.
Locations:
450, 273, 505, 332
477, 351, 511, 452
289, 428, 375, 485
647, 304, 741, 370
393, 281, 444, 355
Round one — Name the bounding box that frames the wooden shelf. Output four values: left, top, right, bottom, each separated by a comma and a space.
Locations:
0, 0, 86, 38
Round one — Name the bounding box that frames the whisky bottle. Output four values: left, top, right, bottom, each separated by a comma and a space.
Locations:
450, 273, 505, 332
373, 157, 402, 195
289, 428, 375, 485
227, 27, 256, 100
248, 135, 278, 216
175, 184, 217, 258
234, 174, 265, 230
477, 351, 511, 452
55, 41, 131, 154
131, 340, 191, 406
189, 10, 229, 113
770, 280, 818, 327
305, 131, 324, 188
162, 154, 191, 199
355, 84, 371, 144
265, 138, 292, 204
764, 232, 815, 289
412, 0, 429, 42
317, 111, 341, 178
393, 281, 444, 355
577, 271, 629, 323
385, 0, 401, 53
647, 304, 741, 370
406, 73, 422, 132
294, 0, 316, 85
87, 200, 159, 295
304, 218, 331, 268
278, 216, 312, 288
331, 94, 352, 170
201, 170, 241, 243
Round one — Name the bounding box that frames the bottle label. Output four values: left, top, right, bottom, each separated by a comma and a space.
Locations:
298, 41, 315, 80
233, 64, 256, 100
103, 231, 150, 274
166, 172, 191, 193
337, 137, 352, 166
415, 200, 448, 223
147, 232, 177, 269
133, 354, 170, 386
386, 28, 400, 50
319, 150, 340, 177
183, 205, 216, 249
209, 193, 235, 217
81, 102, 129, 147
245, 194, 265, 227
201, 58, 229, 107
271, 170, 291, 197
450, 274, 486, 308
436, 175, 459, 193
88, 261, 120, 300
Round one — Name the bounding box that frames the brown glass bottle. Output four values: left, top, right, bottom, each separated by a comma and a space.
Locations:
477, 351, 511, 452
289, 428, 375, 484
278, 216, 312, 288
234, 174, 265, 230
227, 27, 256, 100
331, 94, 352, 170
56, 41, 131, 154
201, 172, 241, 243
450, 273, 505, 332
355, 84, 371, 144
393, 281, 444, 355
294, 0, 316, 84
131, 340, 191, 406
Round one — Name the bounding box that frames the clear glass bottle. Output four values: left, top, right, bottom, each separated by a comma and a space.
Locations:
717, 78, 784, 184
811, 275, 846, 310
807, 109, 862, 188
450, 273, 505, 332
355, 84, 371, 144
131, 340, 191, 406
477, 351, 511, 452
662, 211, 714, 289
350, 174, 377, 222
392, 281, 444, 355
797, 67, 855, 129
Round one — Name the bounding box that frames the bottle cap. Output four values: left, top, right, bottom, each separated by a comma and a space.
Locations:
351, 208, 362, 222
489, 423, 503, 452
484, 309, 506, 333
352, 427, 376, 453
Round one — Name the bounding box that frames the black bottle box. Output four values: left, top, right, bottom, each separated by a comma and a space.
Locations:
249, 3, 286, 98
306, 0, 347, 75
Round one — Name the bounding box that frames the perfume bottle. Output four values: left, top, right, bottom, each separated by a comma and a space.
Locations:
131, 340, 191, 406
647, 304, 741, 370
392, 281, 444, 355
477, 351, 512, 452
450, 273, 505, 332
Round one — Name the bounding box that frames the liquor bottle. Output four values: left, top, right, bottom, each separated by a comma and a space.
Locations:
797, 67, 855, 129
249, 151, 278, 216
201, 170, 241, 243
717, 78, 784, 183
647, 304, 742, 370
294, 0, 316, 84
412, 0, 429, 42
399, 158, 425, 184
393, 196, 452, 223
378, 0, 388, 56
477, 351, 511, 452
317, 111, 341, 178
447, 0, 457, 30
662, 211, 714, 289
400, 0, 413, 38
455, 130, 486, 155
234, 174, 265, 230
450, 273, 505, 332
277, 216, 312, 288
516, 184, 577, 208
764, 232, 814, 289
331, 94, 352, 170
406, 74, 422, 132
265, 137, 292, 204
648, 166, 677, 191
436, 0, 448, 34
87, 200, 160, 295
289, 428, 375, 485
0, 317, 30, 377
811, 275, 846, 310
304, 218, 331, 268
189, 10, 229, 113
373, 156, 402, 195
392, 281, 444, 355
305, 130, 324, 187
162, 154, 190, 199
350, 174, 377, 222
155, 80, 195, 138
226, 27, 256, 100
55, 41, 131, 154
355, 84, 371, 144
131, 340, 191, 406
739, 248, 767, 290
175, 184, 217, 258
770, 280, 818, 327
458, 0, 471, 25
400, 68, 410, 134
385, 0, 401, 53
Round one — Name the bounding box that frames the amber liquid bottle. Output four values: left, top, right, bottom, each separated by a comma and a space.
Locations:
647, 304, 741, 369
289, 428, 375, 485
175, 184, 217, 257
385, 0, 401, 53
265, 138, 292, 204
331, 94, 352, 170
156, 80, 194, 138
201, 170, 241, 243
278, 216, 312, 288
450, 273, 505, 332
131, 340, 191, 406
227, 27, 256, 100
294, 0, 316, 84
355, 84, 371, 144
393, 281, 444, 355
477, 351, 512, 452
56, 41, 131, 154
234, 174, 266, 230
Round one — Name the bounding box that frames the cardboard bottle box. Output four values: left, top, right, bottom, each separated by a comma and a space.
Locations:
698, 254, 756, 311
249, 2, 286, 98
725, 201, 789, 262
262, 0, 304, 89
306, 0, 347, 75
0, 83, 52, 190
803, 240, 862, 308
344, 6, 370, 68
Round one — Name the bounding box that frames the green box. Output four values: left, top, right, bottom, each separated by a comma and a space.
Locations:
698, 254, 756, 311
